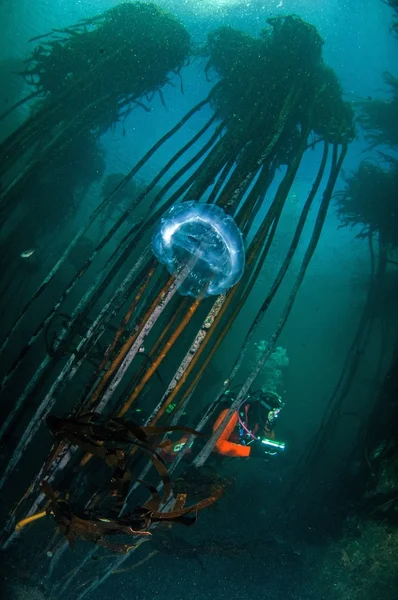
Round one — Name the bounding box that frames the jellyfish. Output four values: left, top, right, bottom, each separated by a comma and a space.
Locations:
152, 202, 246, 297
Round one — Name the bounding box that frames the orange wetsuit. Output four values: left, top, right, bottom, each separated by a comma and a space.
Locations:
159, 405, 275, 461
212, 408, 250, 457
212, 407, 276, 457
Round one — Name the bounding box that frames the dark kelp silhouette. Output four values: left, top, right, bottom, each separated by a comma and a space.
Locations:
42, 481, 150, 554
13, 414, 222, 553
46, 412, 205, 502
39, 479, 222, 554
15, 470, 223, 553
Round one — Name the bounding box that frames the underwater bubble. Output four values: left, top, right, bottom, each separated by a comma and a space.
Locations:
152, 201, 245, 297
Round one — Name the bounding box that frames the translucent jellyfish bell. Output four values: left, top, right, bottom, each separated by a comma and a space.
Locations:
152, 201, 246, 298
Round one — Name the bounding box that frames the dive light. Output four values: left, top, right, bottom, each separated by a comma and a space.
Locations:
259, 437, 286, 451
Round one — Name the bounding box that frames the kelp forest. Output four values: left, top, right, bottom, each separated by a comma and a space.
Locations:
0, 2, 397, 600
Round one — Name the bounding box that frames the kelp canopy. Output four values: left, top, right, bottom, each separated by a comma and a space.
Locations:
337, 47, 398, 251
336, 158, 398, 248
0, 2, 190, 222
22, 2, 190, 129
385, 0, 398, 35
207, 17, 353, 144
185, 16, 354, 214
359, 72, 398, 149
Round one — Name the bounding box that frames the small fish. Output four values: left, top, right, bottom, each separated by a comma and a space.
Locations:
20, 248, 35, 259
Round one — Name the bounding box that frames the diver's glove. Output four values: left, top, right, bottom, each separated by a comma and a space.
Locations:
249, 441, 272, 459
250, 437, 286, 458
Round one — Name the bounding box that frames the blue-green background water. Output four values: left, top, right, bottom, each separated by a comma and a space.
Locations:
0, 1, 397, 599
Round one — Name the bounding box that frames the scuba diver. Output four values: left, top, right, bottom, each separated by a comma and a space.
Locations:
160, 389, 286, 462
